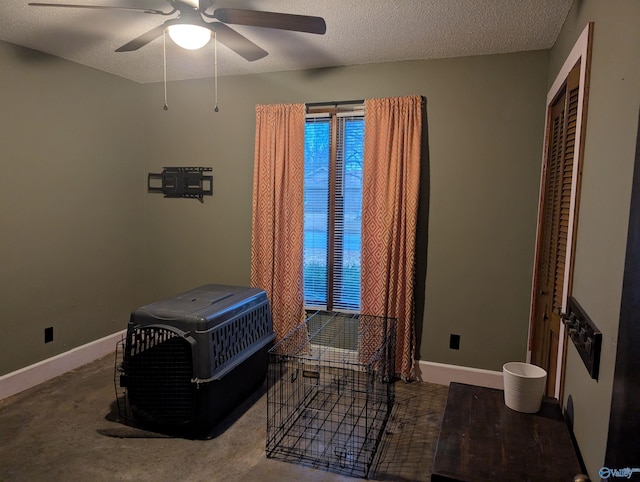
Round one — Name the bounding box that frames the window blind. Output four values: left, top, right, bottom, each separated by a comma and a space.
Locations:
303, 111, 364, 312
332, 114, 364, 311
303, 115, 330, 308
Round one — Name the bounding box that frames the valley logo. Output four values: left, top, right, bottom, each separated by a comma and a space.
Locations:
599, 467, 640, 479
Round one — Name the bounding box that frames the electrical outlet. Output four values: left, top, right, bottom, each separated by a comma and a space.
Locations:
44, 327, 53, 344
449, 334, 460, 350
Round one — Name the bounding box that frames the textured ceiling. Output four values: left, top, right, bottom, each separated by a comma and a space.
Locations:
0, 0, 573, 84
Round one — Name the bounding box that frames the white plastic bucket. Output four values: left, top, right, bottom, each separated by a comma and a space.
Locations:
502, 362, 547, 413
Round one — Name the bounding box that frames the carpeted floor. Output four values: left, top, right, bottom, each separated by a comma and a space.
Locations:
0, 354, 448, 481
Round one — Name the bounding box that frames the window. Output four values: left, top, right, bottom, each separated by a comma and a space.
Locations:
303, 111, 364, 312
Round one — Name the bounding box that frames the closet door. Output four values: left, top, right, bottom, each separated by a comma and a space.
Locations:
531, 62, 581, 396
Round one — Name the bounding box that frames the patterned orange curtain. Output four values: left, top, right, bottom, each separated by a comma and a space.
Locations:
361, 95, 422, 380
251, 103, 306, 340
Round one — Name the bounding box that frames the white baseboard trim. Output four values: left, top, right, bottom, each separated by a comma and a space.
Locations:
0, 330, 126, 401
0, 337, 506, 401
417, 360, 504, 390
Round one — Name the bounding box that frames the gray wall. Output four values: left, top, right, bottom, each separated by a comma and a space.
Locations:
0, 41, 547, 378
0, 42, 146, 375
548, 0, 640, 477
141, 51, 550, 371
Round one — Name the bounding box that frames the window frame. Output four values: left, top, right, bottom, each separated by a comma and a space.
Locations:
303, 107, 365, 313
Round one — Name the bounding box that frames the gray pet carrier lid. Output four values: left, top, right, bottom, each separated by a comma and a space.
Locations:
126, 284, 274, 385
131, 284, 268, 331
142, 286, 235, 315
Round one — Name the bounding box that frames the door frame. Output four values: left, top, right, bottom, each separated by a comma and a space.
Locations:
528, 22, 593, 400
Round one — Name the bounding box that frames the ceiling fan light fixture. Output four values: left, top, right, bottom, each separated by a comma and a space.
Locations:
167, 24, 211, 50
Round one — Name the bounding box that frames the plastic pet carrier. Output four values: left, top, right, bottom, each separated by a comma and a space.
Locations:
266, 311, 396, 479
115, 284, 275, 438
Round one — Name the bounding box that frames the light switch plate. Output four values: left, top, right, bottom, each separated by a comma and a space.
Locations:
562, 297, 602, 380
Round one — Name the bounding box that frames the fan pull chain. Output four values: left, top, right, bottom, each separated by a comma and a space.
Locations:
163, 29, 168, 111
213, 31, 219, 112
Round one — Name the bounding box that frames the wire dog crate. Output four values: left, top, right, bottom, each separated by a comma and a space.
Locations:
266, 311, 396, 479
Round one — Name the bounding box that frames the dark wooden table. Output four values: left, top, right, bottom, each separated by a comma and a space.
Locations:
431, 382, 583, 482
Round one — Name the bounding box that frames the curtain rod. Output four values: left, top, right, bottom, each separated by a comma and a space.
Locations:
305, 99, 364, 109
305, 96, 425, 111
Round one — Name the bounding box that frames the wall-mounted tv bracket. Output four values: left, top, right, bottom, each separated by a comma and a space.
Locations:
561, 296, 602, 380
148, 167, 213, 203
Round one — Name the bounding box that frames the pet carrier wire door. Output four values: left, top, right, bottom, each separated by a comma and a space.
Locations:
266, 311, 396, 479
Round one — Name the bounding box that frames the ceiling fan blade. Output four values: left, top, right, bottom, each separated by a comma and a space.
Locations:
205, 23, 267, 61
115, 23, 168, 52
211, 8, 326, 35
28, 3, 168, 15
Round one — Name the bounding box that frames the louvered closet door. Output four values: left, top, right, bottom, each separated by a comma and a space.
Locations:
531, 62, 580, 396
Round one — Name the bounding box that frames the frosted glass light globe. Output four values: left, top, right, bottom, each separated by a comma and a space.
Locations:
168, 24, 211, 50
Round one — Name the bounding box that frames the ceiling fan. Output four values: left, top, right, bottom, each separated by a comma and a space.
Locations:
28, 0, 327, 61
